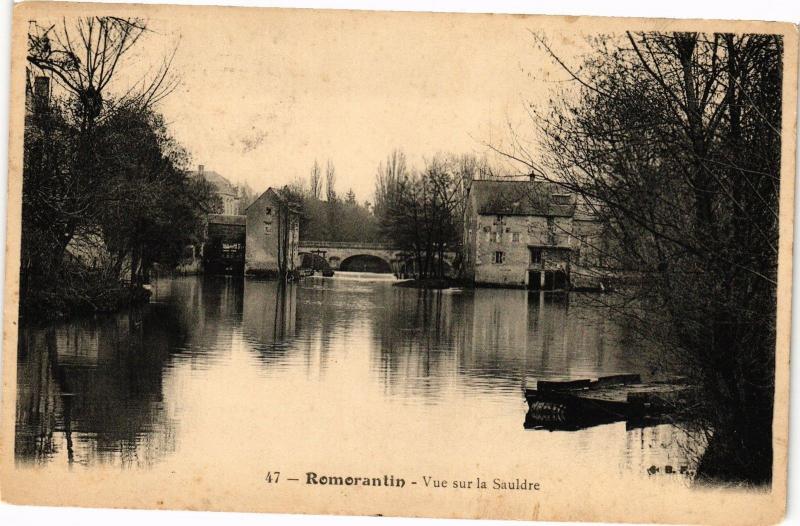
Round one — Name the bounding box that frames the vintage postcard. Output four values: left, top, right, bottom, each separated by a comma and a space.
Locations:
1, 2, 796, 525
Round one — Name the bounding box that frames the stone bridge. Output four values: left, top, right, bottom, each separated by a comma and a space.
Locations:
297, 240, 456, 275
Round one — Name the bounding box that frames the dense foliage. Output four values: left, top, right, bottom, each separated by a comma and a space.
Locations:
22, 18, 217, 319
373, 151, 496, 279
520, 32, 782, 484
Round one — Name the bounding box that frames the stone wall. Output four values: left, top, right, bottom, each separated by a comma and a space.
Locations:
468, 215, 574, 287
245, 189, 299, 276
473, 214, 573, 287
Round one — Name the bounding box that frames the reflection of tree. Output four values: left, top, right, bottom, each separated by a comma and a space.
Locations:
163, 277, 243, 367
371, 289, 462, 399
290, 281, 391, 375
15, 329, 61, 462
368, 287, 647, 399
16, 277, 254, 467
15, 304, 186, 467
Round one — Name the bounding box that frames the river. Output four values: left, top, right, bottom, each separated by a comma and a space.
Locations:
14, 274, 699, 487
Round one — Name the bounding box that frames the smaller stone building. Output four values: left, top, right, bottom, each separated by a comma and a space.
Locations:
245, 187, 300, 278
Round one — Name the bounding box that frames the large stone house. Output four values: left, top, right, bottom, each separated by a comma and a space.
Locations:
462, 179, 606, 290
175, 166, 244, 274
190, 165, 241, 215
244, 188, 300, 277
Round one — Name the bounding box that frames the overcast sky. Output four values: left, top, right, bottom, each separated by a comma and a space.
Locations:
71, 8, 584, 201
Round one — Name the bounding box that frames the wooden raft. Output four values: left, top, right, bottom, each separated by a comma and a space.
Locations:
524, 374, 692, 431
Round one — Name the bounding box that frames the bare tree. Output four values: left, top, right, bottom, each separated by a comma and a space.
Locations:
27, 17, 179, 129
497, 31, 782, 484
24, 16, 182, 269
21, 17, 200, 318
276, 187, 303, 279
374, 149, 407, 219
325, 160, 337, 202
309, 159, 322, 200
374, 151, 469, 279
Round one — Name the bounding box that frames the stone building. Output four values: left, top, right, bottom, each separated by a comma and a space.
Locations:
244, 187, 300, 278
462, 179, 605, 289
190, 165, 241, 215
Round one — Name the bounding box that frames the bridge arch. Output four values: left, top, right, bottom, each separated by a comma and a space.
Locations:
339, 254, 393, 273
298, 252, 332, 271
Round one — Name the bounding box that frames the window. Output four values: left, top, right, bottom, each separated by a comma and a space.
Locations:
512, 232, 521, 243
530, 247, 542, 264
493, 231, 502, 243
494, 251, 505, 264
495, 215, 505, 225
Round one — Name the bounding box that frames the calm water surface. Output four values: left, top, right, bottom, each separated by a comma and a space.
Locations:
15, 275, 699, 486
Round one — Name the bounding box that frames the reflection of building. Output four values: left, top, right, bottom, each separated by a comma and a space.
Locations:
245, 188, 300, 277
463, 179, 605, 289
242, 280, 297, 351
190, 165, 241, 215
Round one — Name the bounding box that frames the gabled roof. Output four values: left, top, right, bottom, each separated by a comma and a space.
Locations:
190, 169, 238, 197
245, 187, 290, 212
244, 186, 300, 213
470, 179, 575, 217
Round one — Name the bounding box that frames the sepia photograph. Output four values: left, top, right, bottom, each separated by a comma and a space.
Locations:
0, 2, 796, 525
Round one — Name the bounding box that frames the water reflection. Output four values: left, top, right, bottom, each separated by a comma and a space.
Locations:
16, 306, 181, 467
16, 276, 696, 483
243, 280, 297, 360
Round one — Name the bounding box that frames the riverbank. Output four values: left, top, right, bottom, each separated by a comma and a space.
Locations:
20, 279, 152, 322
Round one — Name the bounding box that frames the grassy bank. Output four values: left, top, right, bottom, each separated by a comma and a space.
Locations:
20, 275, 152, 322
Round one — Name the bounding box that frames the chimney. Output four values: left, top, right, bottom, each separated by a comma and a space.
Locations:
33, 76, 50, 112
198, 164, 205, 175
